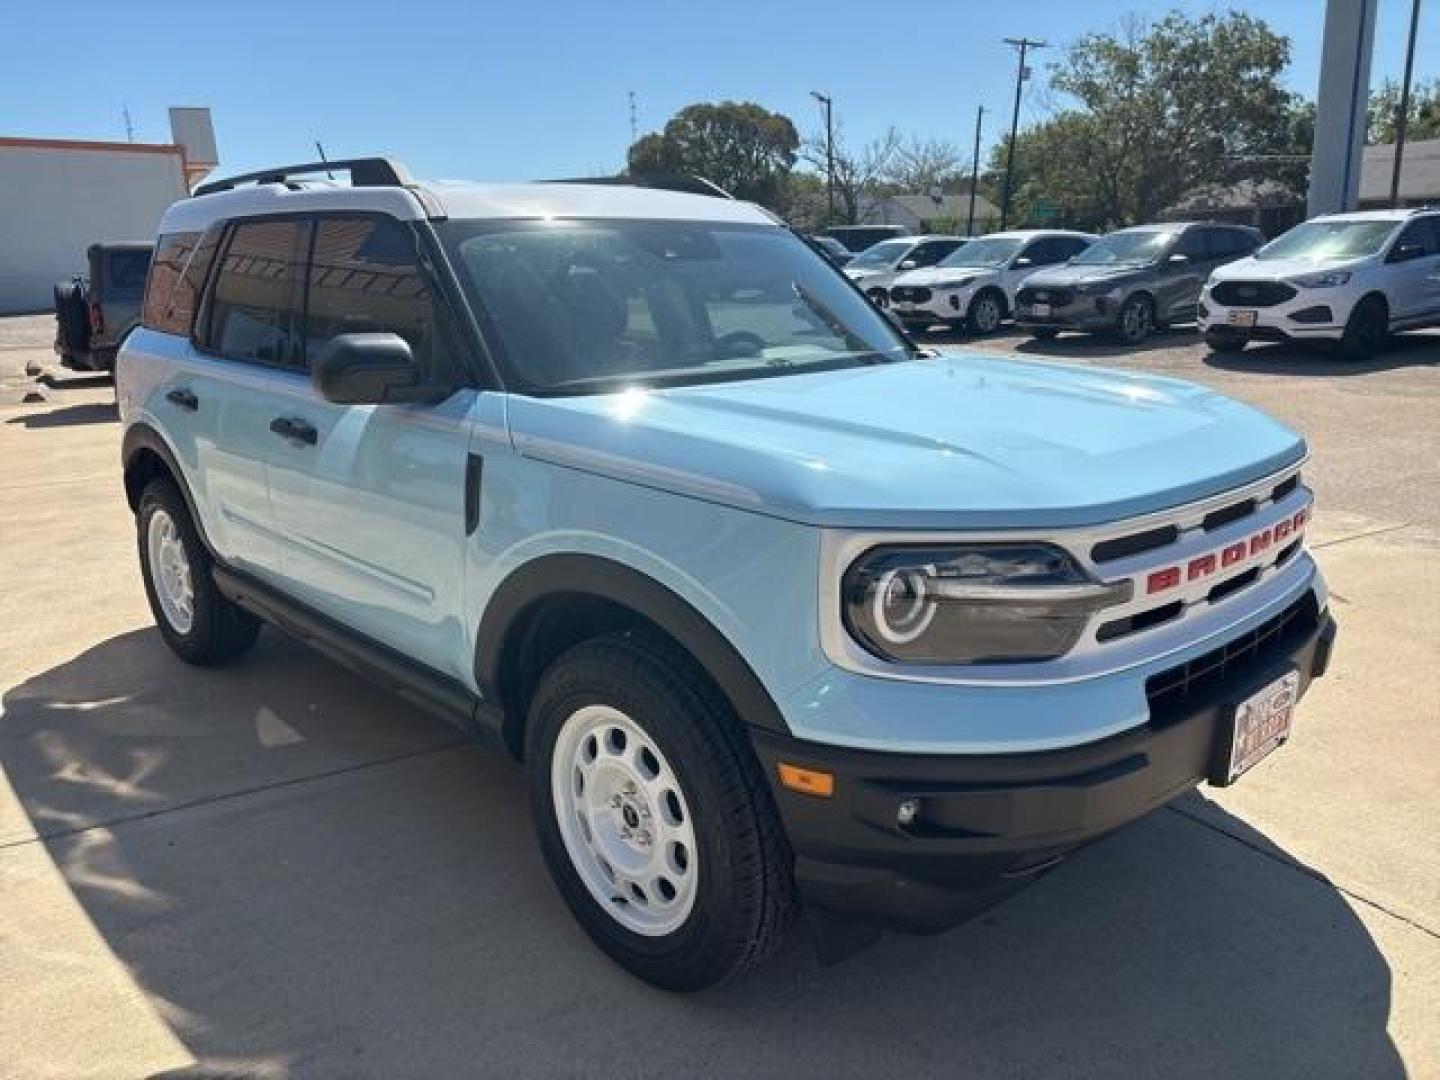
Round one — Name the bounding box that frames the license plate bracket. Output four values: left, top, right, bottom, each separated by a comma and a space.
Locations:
1211, 669, 1298, 786
1228, 309, 1258, 328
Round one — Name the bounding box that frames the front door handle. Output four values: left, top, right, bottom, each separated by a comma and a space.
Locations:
165, 387, 199, 412
269, 416, 318, 446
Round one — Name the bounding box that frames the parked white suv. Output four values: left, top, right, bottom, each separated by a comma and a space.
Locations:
842, 234, 967, 304
1200, 209, 1440, 360
888, 230, 1096, 334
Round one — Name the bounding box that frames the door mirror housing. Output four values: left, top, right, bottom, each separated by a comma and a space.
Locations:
312, 333, 445, 405
1168, 252, 1190, 264
1013, 256, 1033, 268
898, 259, 918, 271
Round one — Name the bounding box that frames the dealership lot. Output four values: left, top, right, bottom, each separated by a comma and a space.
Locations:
1, 313, 1437, 1077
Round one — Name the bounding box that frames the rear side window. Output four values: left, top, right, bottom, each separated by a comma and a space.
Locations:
305, 216, 459, 380
142, 233, 200, 333
206, 219, 311, 367
142, 230, 220, 335
106, 250, 152, 292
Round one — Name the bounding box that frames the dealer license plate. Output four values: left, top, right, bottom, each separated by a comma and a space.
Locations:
1032, 302, 1051, 318
1228, 309, 1258, 328
1220, 670, 1298, 785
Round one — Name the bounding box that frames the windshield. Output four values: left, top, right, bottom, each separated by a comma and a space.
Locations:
846, 239, 912, 269
440, 219, 912, 394
1257, 220, 1398, 261
939, 237, 1023, 268
1072, 230, 1172, 266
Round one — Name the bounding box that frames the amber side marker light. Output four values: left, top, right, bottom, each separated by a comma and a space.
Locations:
777, 763, 835, 798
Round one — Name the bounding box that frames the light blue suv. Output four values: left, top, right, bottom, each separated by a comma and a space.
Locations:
118, 158, 1337, 991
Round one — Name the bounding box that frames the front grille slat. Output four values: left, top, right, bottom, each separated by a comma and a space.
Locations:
1211, 280, 1298, 307
1144, 594, 1318, 721
890, 286, 932, 303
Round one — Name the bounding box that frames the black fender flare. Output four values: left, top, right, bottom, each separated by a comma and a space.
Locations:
121, 423, 215, 552
474, 553, 791, 736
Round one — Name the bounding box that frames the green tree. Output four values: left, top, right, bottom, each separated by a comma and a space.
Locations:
990, 11, 1297, 230
627, 101, 799, 209
1369, 78, 1440, 144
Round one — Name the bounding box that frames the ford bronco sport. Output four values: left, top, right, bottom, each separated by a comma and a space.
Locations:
118, 158, 1337, 991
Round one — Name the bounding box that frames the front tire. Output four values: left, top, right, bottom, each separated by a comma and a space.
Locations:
526, 632, 796, 991
966, 289, 1005, 335
1338, 295, 1388, 361
137, 478, 259, 665
1114, 294, 1155, 345
1205, 330, 1248, 354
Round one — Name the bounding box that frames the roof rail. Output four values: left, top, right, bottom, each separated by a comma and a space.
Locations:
193, 156, 415, 197
546, 174, 735, 200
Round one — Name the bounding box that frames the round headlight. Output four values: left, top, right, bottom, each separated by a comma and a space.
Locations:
872, 565, 938, 643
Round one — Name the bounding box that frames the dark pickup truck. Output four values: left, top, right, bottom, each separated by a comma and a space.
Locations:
53, 242, 153, 372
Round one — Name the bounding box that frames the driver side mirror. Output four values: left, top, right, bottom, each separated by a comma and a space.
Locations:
1168, 253, 1190, 264
898, 259, 918, 271
1014, 256, 1033, 268
312, 332, 448, 405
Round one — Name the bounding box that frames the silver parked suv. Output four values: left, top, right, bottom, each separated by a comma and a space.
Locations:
1016, 222, 1263, 344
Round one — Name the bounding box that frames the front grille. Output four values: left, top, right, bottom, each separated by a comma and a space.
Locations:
1211, 280, 1297, 307
1144, 594, 1319, 721
890, 286, 932, 304
1092, 525, 1179, 564
1017, 286, 1075, 307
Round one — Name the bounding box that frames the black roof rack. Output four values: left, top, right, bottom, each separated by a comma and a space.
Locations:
193, 156, 414, 197
546, 174, 735, 200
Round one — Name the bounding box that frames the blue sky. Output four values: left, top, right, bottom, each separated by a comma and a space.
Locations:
2, 0, 1433, 182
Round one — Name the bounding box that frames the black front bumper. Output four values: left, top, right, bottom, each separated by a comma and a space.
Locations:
753, 602, 1336, 934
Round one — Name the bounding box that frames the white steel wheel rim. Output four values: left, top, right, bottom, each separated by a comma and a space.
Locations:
551, 705, 699, 937
147, 509, 194, 634
975, 296, 1000, 331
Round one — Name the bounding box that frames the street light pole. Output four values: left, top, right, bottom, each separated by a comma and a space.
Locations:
1389, 0, 1423, 208
967, 105, 984, 235
1000, 37, 1046, 230
811, 91, 835, 226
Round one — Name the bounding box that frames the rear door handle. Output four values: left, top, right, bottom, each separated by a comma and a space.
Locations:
269, 416, 318, 446
165, 388, 199, 412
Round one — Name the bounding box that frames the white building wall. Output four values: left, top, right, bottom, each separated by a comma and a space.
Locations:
0, 143, 188, 314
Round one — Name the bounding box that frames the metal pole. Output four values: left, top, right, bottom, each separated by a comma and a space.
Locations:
967, 106, 984, 235
811, 92, 835, 226
1000, 37, 1045, 230
1390, 0, 1423, 207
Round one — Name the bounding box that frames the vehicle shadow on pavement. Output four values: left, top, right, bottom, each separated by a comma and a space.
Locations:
1, 629, 1406, 1079
920, 325, 1200, 360
5, 401, 118, 428
1203, 333, 1440, 376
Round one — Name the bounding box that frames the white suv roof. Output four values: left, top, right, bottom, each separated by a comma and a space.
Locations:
162, 158, 776, 235
1310, 207, 1434, 224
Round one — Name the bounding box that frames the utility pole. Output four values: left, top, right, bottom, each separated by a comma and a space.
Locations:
811, 91, 835, 226
967, 105, 984, 235
1000, 37, 1046, 230
1389, 0, 1423, 207
122, 104, 135, 143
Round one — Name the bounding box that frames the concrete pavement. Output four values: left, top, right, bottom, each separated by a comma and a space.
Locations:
1, 314, 1436, 1078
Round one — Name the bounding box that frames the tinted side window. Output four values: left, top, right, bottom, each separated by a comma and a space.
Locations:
1175, 230, 1208, 259
1057, 237, 1091, 260
141, 233, 200, 333
909, 240, 960, 267
106, 250, 152, 292
1023, 238, 1065, 266
305, 216, 463, 382
207, 219, 310, 367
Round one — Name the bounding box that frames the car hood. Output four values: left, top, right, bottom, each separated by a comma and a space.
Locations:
507, 354, 1305, 530
891, 266, 996, 288
1022, 263, 1151, 288
1212, 254, 1372, 281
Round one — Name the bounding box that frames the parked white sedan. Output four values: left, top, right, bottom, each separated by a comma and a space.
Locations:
888, 230, 1096, 334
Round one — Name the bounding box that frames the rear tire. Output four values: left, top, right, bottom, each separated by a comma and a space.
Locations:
526, 631, 796, 991
137, 478, 260, 665
1338, 295, 1388, 361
